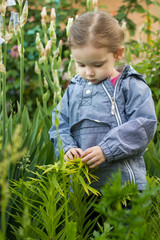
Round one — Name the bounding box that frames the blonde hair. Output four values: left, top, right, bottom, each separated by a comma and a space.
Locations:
68, 11, 124, 54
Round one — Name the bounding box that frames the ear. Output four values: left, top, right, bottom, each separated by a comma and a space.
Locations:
115, 46, 124, 61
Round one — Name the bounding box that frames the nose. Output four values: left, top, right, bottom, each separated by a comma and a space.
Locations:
86, 67, 95, 77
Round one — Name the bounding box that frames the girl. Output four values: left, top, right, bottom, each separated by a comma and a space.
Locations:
49, 11, 157, 191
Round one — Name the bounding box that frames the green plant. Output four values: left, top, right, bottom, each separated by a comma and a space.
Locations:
133, 35, 160, 176
9, 159, 99, 239
93, 172, 160, 240
0, 0, 28, 146
5, 0, 86, 117
0, 100, 56, 238
0, 124, 27, 240
115, 0, 160, 36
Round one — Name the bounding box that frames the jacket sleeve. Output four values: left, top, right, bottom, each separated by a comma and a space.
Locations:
48, 85, 78, 158
98, 77, 157, 162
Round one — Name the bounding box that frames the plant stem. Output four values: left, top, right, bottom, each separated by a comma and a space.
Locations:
0, 73, 2, 116
2, 16, 7, 147
44, 68, 54, 93
1, 184, 6, 240
37, 63, 43, 96
20, 6, 24, 113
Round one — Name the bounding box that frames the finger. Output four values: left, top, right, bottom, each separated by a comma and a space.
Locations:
81, 152, 95, 162
76, 148, 84, 157
81, 148, 92, 158
86, 157, 98, 165
66, 151, 74, 160
71, 148, 82, 158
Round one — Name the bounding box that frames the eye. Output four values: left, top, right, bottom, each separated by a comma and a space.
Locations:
94, 63, 103, 67
77, 63, 85, 67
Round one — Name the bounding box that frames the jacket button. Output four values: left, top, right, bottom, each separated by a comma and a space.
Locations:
86, 89, 91, 94
88, 82, 92, 85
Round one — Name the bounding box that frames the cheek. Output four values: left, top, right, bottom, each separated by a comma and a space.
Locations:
77, 67, 84, 75
75, 66, 81, 74
99, 68, 107, 75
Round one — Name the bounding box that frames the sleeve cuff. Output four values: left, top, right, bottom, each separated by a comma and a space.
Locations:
99, 141, 114, 162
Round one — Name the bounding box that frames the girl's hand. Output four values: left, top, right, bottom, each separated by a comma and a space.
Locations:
81, 146, 106, 168
64, 148, 83, 161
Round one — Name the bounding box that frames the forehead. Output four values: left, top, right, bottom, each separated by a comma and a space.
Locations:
71, 45, 112, 63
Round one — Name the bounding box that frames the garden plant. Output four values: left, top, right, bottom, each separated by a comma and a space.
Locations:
0, 0, 160, 239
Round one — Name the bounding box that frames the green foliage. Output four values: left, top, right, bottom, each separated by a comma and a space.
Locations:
132, 34, 160, 177
93, 172, 160, 240
115, 0, 159, 36
0, 125, 27, 240
7, 168, 160, 240
134, 36, 160, 111
0, 100, 55, 238
6, 0, 86, 115
9, 159, 100, 239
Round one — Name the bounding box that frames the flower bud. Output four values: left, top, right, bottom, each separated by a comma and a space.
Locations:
66, 17, 73, 38
51, 8, 56, 21
53, 69, 59, 84
58, 39, 63, 53
20, 1, 28, 28
14, 13, 20, 39
9, 11, 15, 34
17, 0, 24, 6
68, 54, 75, 79
53, 48, 59, 58
43, 76, 48, 89
35, 61, 41, 75
48, 21, 56, 44
38, 56, 46, 64
44, 33, 48, 45
92, 0, 98, 10
5, 30, 13, 43
41, 18, 47, 32
36, 32, 45, 56
0, 1, 7, 16
43, 89, 50, 103
45, 39, 52, 57
0, 62, 6, 73
41, 7, 47, 21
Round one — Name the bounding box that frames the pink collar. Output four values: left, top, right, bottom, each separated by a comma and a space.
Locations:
110, 74, 120, 86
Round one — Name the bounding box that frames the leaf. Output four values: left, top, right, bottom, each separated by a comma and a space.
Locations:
145, 0, 152, 5
78, 175, 100, 196
32, 227, 48, 240
135, 4, 145, 13
148, 153, 160, 170
6, 113, 12, 143
78, 175, 89, 195
66, 221, 77, 240
21, 106, 31, 138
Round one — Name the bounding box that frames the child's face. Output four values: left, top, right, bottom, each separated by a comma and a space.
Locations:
71, 45, 120, 84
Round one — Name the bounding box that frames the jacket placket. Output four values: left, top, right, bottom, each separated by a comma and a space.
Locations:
102, 77, 136, 184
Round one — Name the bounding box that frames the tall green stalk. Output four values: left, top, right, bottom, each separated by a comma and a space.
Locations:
19, 5, 24, 113
2, 16, 7, 147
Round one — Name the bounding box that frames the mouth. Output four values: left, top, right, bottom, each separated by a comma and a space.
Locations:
88, 79, 97, 83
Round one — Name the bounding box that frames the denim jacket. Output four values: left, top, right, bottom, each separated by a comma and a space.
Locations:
49, 65, 157, 190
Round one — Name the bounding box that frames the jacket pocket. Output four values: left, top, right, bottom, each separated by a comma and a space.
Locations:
71, 119, 112, 151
